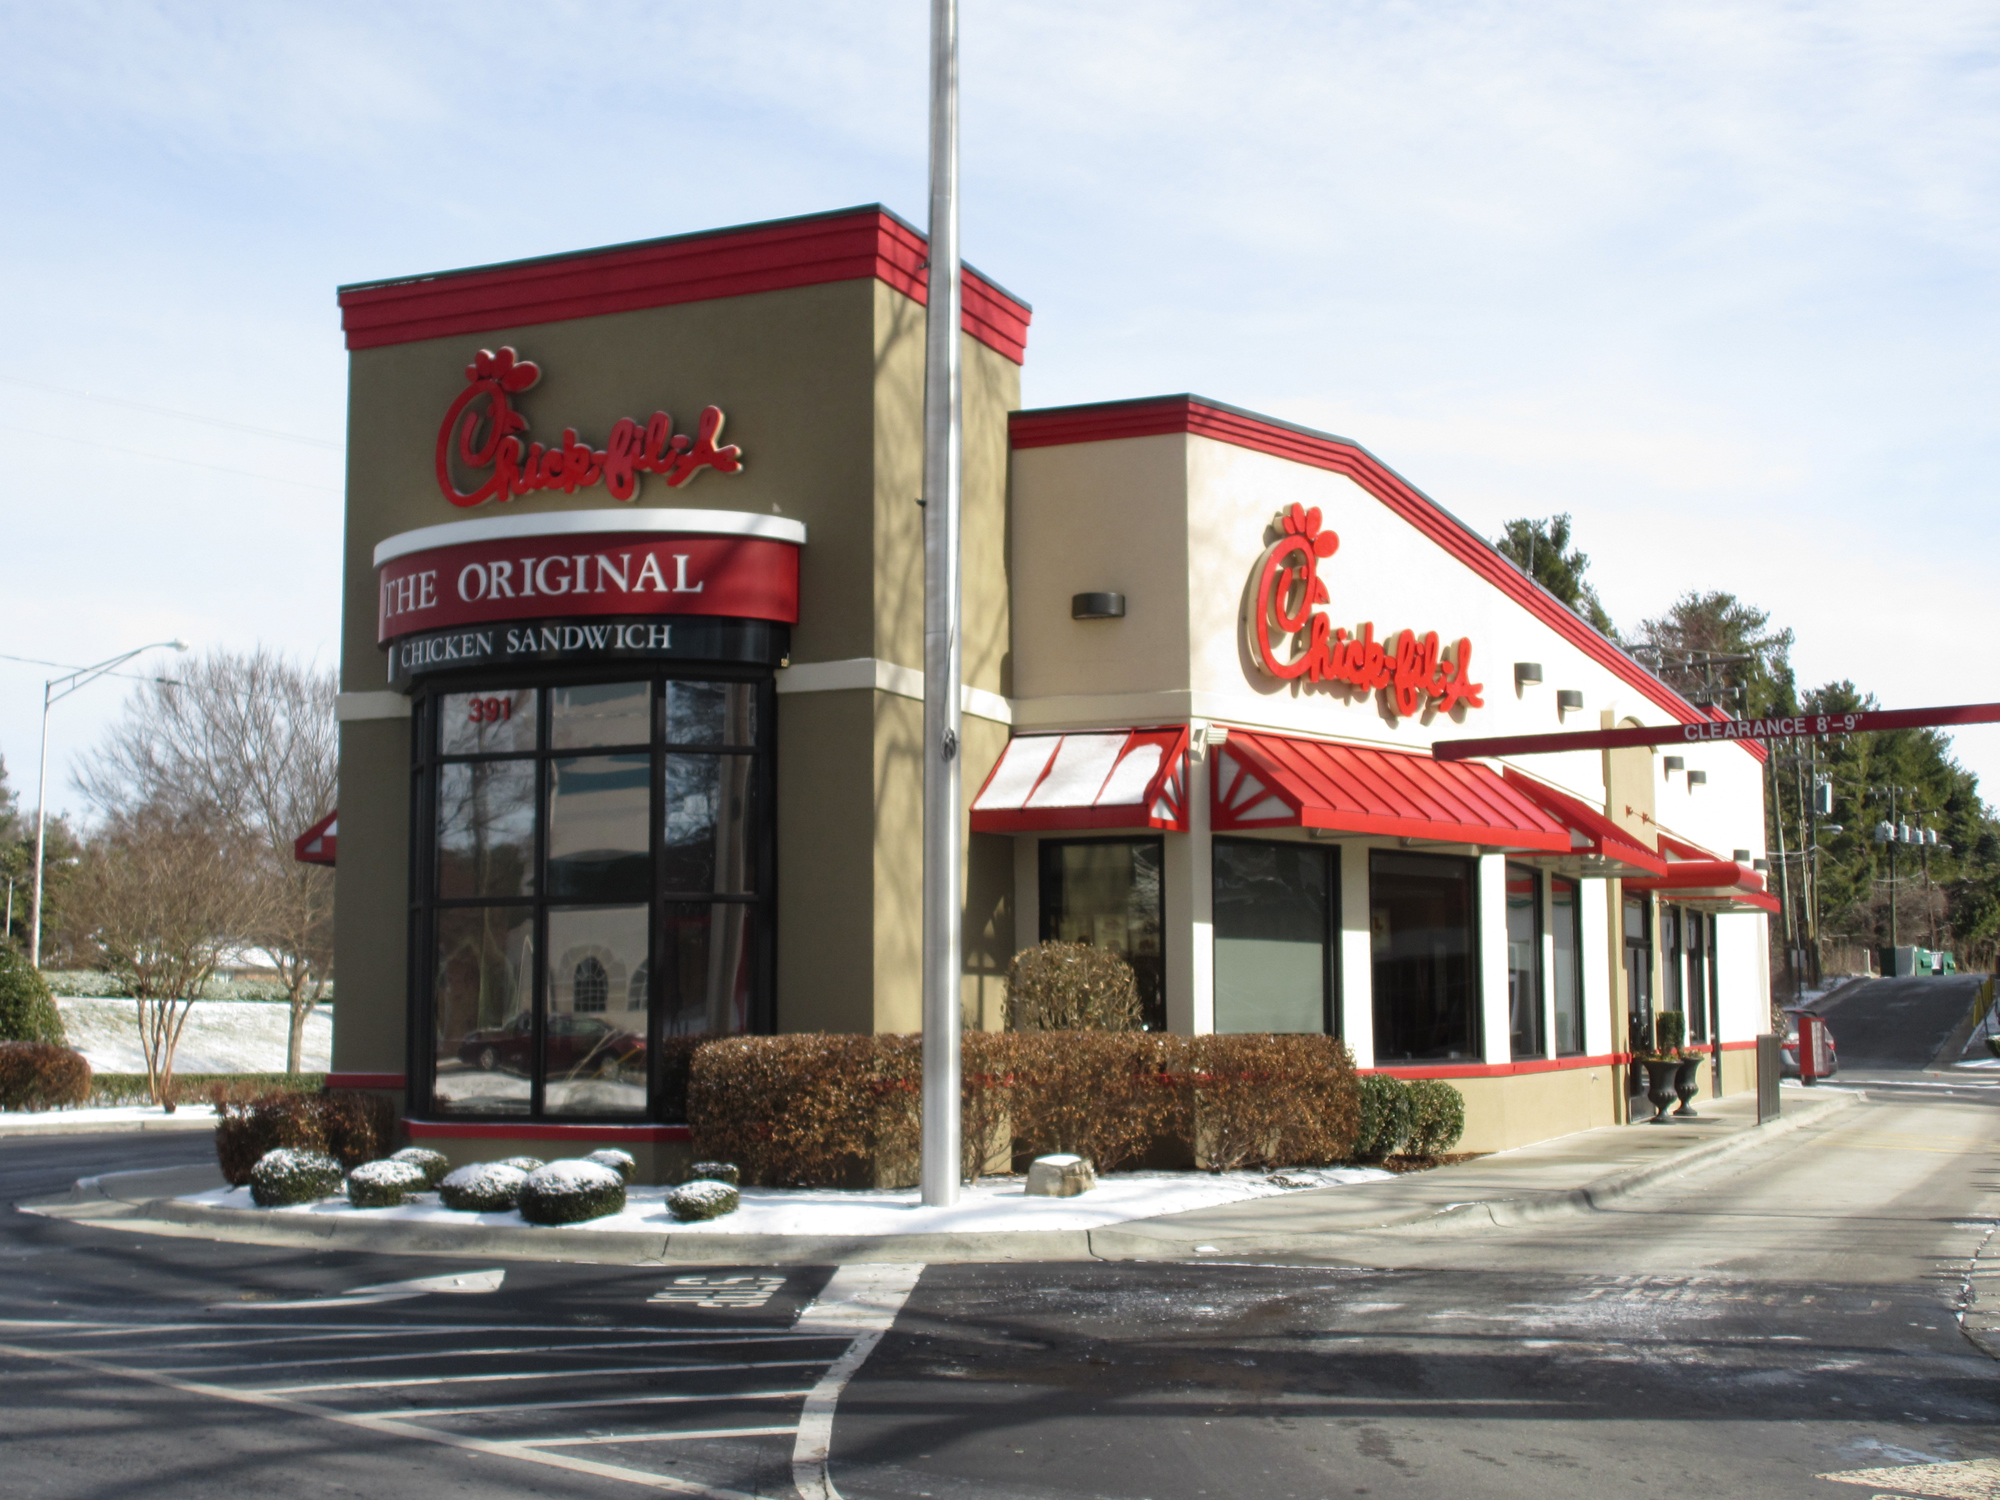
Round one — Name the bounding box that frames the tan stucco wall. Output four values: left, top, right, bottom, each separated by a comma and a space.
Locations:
328, 717, 410, 1076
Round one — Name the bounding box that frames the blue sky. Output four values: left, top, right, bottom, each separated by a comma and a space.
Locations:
2, 1, 1996, 825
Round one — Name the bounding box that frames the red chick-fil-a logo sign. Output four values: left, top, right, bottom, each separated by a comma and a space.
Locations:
1248, 504, 1484, 718
434, 347, 744, 508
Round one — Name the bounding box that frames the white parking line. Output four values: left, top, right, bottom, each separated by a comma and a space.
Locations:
530, 1426, 799, 1448
259, 1358, 826, 1395
791, 1264, 926, 1500
156, 1333, 837, 1376
367, 1387, 816, 1419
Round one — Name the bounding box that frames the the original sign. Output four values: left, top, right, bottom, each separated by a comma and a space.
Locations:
385, 615, 787, 685
377, 531, 799, 644
1247, 504, 1483, 717
436, 346, 743, 508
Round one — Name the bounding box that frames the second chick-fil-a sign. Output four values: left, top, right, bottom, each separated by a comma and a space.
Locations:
1248, 504, 1484, 719
435, 346, 744, 508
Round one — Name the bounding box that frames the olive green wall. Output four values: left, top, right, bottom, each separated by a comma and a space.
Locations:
332, 271, 1019, 1085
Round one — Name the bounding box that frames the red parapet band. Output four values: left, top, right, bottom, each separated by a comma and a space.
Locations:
326, 1072, 405, 1090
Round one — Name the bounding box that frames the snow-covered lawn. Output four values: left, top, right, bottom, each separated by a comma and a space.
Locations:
183, 1166, 1393, 1236
57, 998, 332, 1074
0, 1103, 219, 1131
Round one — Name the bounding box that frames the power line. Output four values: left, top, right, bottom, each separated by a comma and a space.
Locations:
0, 374, 340, 449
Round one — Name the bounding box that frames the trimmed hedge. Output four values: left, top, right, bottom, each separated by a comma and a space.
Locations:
348, 1158, 428, 1208
90, 1073, 325, 1108
1405, 1078, 1467, 1157
1352, 1074, 1466, 1160
0, 945, 67, 1046
389, 1147, 452, 1188
519, 1161, 626, 1225
688, 1160, 739, 1186
213, 1089, 398, 1186
584, 1148, 635, 1183
0, 1042, 92, 1111
1006, 942, 1144, 1032
439, 1162, 529, 1212
497, 1156, 545, 1173
667, 1180, 739, 1221
1353, 1074, 1415, 1161
690, 1031, 1372, 1187
250, 1148, 342, 1206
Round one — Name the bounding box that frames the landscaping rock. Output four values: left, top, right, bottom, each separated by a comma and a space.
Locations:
583, 1148, 635, 1183
348, 1158, 429, 1208
519, 1160, 626, 1225
1025, 1154, 1097, 1197
438, 1161, 530, 1212
249, 1148, 343, 1207
666, 1179, 739, 1221
388, 1147, 452, 1188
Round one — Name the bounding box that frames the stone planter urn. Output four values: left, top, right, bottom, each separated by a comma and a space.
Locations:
1642, 1059, 1681, 1122
1672, 1058, 1703, 1117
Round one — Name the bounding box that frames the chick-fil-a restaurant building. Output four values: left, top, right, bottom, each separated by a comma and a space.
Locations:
322, 206, 1776, 1178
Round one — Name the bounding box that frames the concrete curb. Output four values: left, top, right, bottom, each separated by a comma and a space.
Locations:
25, 1091, 1861, 1266
0, 1114, 218, 1137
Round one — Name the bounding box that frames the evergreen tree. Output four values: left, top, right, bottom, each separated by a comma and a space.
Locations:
1494, 514, 1618, 638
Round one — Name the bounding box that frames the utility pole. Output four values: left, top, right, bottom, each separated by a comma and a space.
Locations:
918, 0, 964, 1207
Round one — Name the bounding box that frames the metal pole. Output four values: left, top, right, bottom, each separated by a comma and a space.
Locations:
919, 0, 964, 1207
29, 680, 51, 968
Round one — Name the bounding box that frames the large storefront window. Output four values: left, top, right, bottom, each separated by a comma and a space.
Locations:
1213, 840, 1338, 1034
1550, 875, 1585, 1056
1683, 909, 1716, 1044
1370, 851, 1479, 1062
416, 672, 772, 1121
1505, 862, 1543, 1060
1039, 839, 1165, 1030
1623, 894, 1653, 1071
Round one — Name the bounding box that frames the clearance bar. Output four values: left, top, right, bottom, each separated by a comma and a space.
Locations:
1432, 701, 2000, 762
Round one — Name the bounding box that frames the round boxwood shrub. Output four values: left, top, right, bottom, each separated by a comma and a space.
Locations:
1353, 1074, 1415, 1161
388, 1147, 452, 1188
519, 1160, 626, 1225
667, 1179, 739, 1222
497, 1155, 545, 1173
250, 1148, 344, 1207
583, 1148, 635, 1183
0, 943, 66, 1047
347, 1158, 428, 1209
1404, 1079, 1466, 1158
689, 1160, 740, 1186
438, 1161, 530, 1212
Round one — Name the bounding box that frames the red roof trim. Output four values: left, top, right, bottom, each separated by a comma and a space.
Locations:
293, 808, 336, 866
405, 1119, 692, 1143
970, 726, 1190, 833
1499, 769, 1668, 877
1214, 732, 1570, 852
338, 205, 1031, 364
1009, 395, 1764, 760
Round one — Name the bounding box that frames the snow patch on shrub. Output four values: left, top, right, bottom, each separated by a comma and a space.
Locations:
519, 1160, 626, 1225
438, 1162, 530, 1212
389, 1147, 451, 1188
689, 1160, 739, 1186
666, 1179, 739, 1222
583, 1148, 634, 1183
250, 1148, 343, 1207
497, 1156, 544, 1173
348, 1159, 429, 1209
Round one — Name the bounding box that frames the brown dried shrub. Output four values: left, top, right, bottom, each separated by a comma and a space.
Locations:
0, 1042, 92, 1111
212, 1088, 399, 1186
687, 1034, 878, 1187
1188, 1034, 1360, 1171
1007, 1031, 1191, 1171
1007, 942, 1144, 1032
961, 1030, 1019, 1181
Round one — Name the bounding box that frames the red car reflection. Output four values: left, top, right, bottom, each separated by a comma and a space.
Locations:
458, 1012, 645, 1079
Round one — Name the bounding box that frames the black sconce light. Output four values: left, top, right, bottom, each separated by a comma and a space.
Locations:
1071, 592, 1125, 620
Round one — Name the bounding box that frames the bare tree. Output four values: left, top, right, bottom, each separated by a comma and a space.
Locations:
77, 649, 337, 1072
69, 801, 262, 1107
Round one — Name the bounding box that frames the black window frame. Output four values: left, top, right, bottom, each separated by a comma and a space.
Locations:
409, 662, 777, 1125
1210, 836, 1342, 1037
1367, 848, 1482, 1064
1622, 892, 1653, 1089
1036, 835, 1167, 1032
1549, 873, 1587, 1057
1504, 860, 1545, 1062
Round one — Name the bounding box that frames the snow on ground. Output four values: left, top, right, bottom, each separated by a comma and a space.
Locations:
0, 1104, 219, 1130
56, 998, 331, 1074
183, 1165, 1394, 1236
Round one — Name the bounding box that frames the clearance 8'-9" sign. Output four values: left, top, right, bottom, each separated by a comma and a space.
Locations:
1248, 504, 1483, 718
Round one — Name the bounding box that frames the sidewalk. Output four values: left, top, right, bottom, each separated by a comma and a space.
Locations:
0, 1105, 219, 1137
24, 1086, 1858, 1265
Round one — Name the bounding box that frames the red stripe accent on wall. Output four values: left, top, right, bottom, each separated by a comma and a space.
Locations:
404, 1120, 692, 1143
325, 1072, 404, 1090
1364, 1052, 1625, 1080
338, 206, 1031, 364
1010, 396, 1763, 760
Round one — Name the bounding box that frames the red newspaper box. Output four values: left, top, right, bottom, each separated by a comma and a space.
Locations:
1798, 1012, 1831, 1085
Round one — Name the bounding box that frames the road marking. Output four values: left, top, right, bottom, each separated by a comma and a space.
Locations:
530, 1426, 799, 1448
653, 1276, 790, 1309
1817, 1457, 2000, 1498
257, 1357, 826, 1395
792, 1263, 926, 1500
156, 1333, 839, 1376
0, 1337, 764, 1498
217, 1268, 509, 1309
364, 1387, 817, 1419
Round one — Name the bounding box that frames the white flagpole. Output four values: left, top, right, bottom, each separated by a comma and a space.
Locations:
919, 0, 964, 1206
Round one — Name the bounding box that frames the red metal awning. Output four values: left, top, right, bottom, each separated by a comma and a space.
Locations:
294, 809, 337, 866
1499, 768, 1668, 878
970, 727, 1190, 833
1211, 732, 1569, 851
1625, 831, 1778, 913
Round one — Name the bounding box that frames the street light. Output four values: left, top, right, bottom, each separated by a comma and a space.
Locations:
28, 638, 189, 967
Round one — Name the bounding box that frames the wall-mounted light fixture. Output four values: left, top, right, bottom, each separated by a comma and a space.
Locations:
1734, 848, 1752, 863
1514, 662, 1543, 687
1662, 756, 1685, 774
1752, 857, 1768, 871
1071, 591, 1125, 620
1687, 770, 1707, 786
1556, 689, 1583, 711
